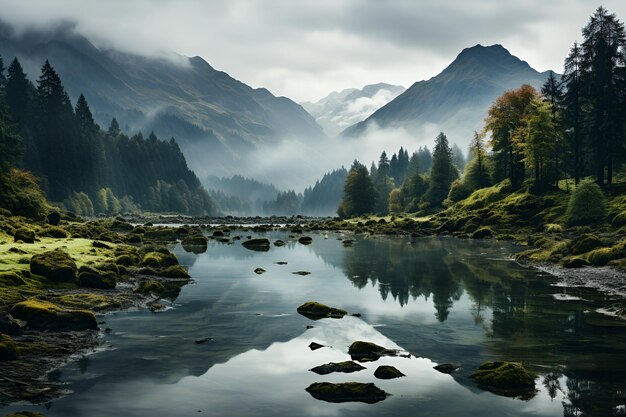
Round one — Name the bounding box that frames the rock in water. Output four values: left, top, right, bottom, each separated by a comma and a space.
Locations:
308, 342, 324, 350
348, 341, 397, 362
254, 268, 266, 275
298, 236, 313, 245
181, 235, 209, 253
374, 365, 405, 379
310, 361, 366, 375
242, 238, 271, 252
297, 302, 347, 320
305, 382, 387, 404
434, 363, 459, 374
292, 271, 311, 276
471, 361, 537, 395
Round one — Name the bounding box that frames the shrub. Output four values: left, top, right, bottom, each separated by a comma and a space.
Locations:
566, 181, 607, 226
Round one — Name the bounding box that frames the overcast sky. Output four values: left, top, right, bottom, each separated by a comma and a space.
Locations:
1, 0, 625, 102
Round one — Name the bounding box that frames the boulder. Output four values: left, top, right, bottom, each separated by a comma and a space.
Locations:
78, 270, 116, 289
310, 361, 366, 375
135, 280, 166, 295
305, 382, 387, 404
569, 234, 603, 255
254, 268, 266, 275
273, 240, 286, 247
182, 235, 209, 254
0, 271, 26, 287
374, 365, 405, 379
30, 249, 78, 282
297, 301, 346, 320
292, 271, 311, 276
14, 228, 35, 243
46, 211, 62, 226
298, 236, 313, 245
159, 265, 191, 279
471, 361, 537, 394
242, 238, 270, 252
434, 363, 460, 374
348, 341, 396, 362
142, 251, 178, 268
10, 299, 97, 331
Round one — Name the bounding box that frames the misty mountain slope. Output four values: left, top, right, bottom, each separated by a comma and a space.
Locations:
0, 23, 325, 158
342, 45, 554, 147
302, 83, 405, 137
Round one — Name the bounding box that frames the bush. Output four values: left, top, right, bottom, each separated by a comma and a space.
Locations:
566, 181, 607, 226
0, 169, 47, 220
447, 179, 472, 203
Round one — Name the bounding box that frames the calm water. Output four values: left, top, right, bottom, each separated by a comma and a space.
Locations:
5, 232, 626, 417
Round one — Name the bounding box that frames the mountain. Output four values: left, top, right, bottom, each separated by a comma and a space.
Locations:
342, 44, 554, 148
302, 83, 405, 137
0, 22, 326, 177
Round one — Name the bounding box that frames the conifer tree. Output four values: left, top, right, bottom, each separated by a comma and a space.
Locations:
563, 42, 585, 184
338, 160, 375, 217
424, 132, 459, 207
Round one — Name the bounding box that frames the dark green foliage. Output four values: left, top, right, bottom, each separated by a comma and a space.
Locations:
566, 181, 607, 225
373, 151, 394, 214
425, 132, 459, 207
338, 161, 375, 218
301, 168, 348, 215
263, 190, 301, 215
0, 168, 47, 219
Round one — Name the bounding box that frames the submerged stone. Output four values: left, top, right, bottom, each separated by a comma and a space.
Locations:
298, 236, 313, 245
30, 249, 78, 283
434, 363, 460, 374
471, 361, 537, 395
308, 341, 324, 350
310, 361, 366, 375
297, 301, 347, 320
10, 299, 97, 332
292, 271, 311, 276
274, 240, 286, 247
374, 365, 405, 379
305, 382, 387, 404
254, 268, 266, 275
181, 235, 209, 253
348, 341, 396, 362
242, 238, 271, 252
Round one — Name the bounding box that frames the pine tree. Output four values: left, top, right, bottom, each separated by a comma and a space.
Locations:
580, 6, 626, 184
563, 42, 585, 184
338, 160, 375, 217
6, 58, 34, 128
541, 71, 565, 184
464, 131, 491, 190
424, 132, 459, 207
374, 151, 394, 214
0, 55, 6, 90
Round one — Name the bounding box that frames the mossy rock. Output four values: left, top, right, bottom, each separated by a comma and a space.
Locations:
297, 301, 347, 320
135, 280, 166, 295
142, 251, 178, 268
127, 234, 142, 244
374, 365, 405, 379
143, 228, 177, 242
569, 234, 603, 255
472, 227, 495, 239
274, 240, 286, 247
14, 228, 35, 243
5, 412, 47, 417
471, 361, 537, 394
0, 333, 19, 361
109, 220, 134, 232
159, 265, 190, 279
115, 254, 135, 266
0, 207, 12, 217
563, 257, 590, 269
212, 230, 225, 237
78, 270, 116, 289
298, 236, 313, 245
10, 299, 97, 332
0, 271, 26, 287
305, 382, 387, 404
242, 238, 270, 252
46, 211, 62, 226
182, 235, 208, 253
612, 211, 626, 227
309, 361, 366, 375
30, 249, 78, 282
39, 226, 70, 239
348, 341, 396, 362
587, 247, 614, 266
92, 240, 112, 249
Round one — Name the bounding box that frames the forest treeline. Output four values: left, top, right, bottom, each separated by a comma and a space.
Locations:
339, 7, 626, 218
0, 56, 217, 216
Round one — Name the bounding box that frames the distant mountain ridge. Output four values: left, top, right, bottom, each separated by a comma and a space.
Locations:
0, 22, 325, 176
302, 83, 405, 137
342, 44, 555, 148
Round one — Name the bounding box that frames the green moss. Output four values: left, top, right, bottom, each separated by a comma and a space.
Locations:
14, 228, 35, 243
39, 226, 70, 239
30, 249, 78, 283
159, 265, 190, 279
57, 293, 121, 311
135, 280, 166, 295
10, 299, 98, 331
472, 227, 495, 239
305, 382, 387, 404
471, 361, 537, 393
297, 301, 347, 320
78, 270, 116, 289
0, 270, 26, 286
142, 251, 178, 268
569, 234, 603, 255
0, 333, 19, 361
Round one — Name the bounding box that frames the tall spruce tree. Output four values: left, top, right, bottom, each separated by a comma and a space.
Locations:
338, 160, 375, 217
373, 151, 394, 214
580, 6, 626, 184
424, 132, 459, 207
563, 42, 585, 184
541, 71, 565, 184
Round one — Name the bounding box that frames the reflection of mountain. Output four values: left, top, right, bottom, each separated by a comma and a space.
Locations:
50, 317, 556, 417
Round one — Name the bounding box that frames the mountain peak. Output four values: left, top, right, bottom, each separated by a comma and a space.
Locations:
442, 43, 532, 77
